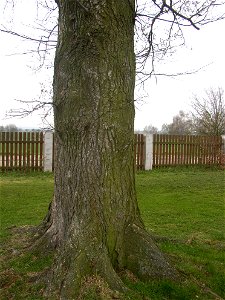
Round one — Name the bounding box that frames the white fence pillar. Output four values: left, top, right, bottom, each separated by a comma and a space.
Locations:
145, 133, 153, 170
222, 135, 225, 153
44, 131, 53, 172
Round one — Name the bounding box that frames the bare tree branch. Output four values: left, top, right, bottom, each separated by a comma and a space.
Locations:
191, 87, 225, 135
0, 27, 57, 44
135, 0, 225, 82
1, 0, 224, 123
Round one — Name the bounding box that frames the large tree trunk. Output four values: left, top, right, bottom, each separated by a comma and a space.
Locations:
37, 1, 178, 298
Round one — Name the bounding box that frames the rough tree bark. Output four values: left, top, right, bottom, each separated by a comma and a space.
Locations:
36, 0, 178, 298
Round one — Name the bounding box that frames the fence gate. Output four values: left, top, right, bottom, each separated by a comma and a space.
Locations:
0, 131, 44, 171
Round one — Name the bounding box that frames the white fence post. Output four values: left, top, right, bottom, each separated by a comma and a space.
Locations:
44, 131, 53, 172
222, 135, 225, 153
145, 133, 153, 170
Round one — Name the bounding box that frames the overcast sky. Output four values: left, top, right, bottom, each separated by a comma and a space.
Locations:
0, 2, 224, 131
134, 18, 225, 131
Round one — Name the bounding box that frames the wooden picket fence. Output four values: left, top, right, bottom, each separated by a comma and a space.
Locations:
0, 132, 223, 171
153, 134, 223, 167
0, 131, 44, 171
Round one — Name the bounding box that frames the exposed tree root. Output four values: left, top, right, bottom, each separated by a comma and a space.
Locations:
124, 224, 180, 281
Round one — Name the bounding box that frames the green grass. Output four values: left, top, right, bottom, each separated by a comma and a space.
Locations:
137, 168, 224, 240
136, 168, 225, 299
0, 168, 224, 299
0, 172, 53, 238
0, 172, 54, 300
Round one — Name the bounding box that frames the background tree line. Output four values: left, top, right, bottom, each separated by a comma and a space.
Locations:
0, 124, 41, 132
144, 87, 225, 135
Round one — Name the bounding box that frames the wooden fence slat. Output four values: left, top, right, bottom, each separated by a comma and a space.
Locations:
215, 136, 219, 164
154, 134, 158, 167
23, 132, 27, 171
172, 135, 175, 165
185, 135, 189, 165
35, 132, 39, 170
158, 134, 162, 167
203, 135, 207, 165
192, 135, 195, 165
153, 134, 156, 167
182, 135, 187, 165
189, 135, 193, 165
174, 135, 178, 165
162, 134, 165, 166
205, 135, 209, 164
157, 134, 159, 167
183, 135, 187, 165
14, 132, 18, 169
180, 136, 183, 164
163, 134, 167, 166
1, 132, 5, 170
212, 136, 217, 164
27, 132, 31, 169
198, 135, 202, 165
215, 136, 220, 164
178, 135, 181, 165
18, 132, 22, 170
167, 134, 171, 165
9, 132, 14, 169
5, 132, 9, 170
194, 135, 197, 164
39, 132, 44, 170
170, 135, 174, 165
212, 136, 215, 164
206, 135, 210, 164
162, 134, 166, 166
177, 135, 180, 165
194, 135, 198, 165
31, 132, 35, 170
164, 134, 170, 166
159, 134, 162, 167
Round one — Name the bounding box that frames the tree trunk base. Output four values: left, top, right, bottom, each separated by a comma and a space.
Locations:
33, 221, 180, 299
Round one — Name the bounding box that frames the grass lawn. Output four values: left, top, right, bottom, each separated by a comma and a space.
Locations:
0, 168, 224, 299
136, 168, 225, 299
